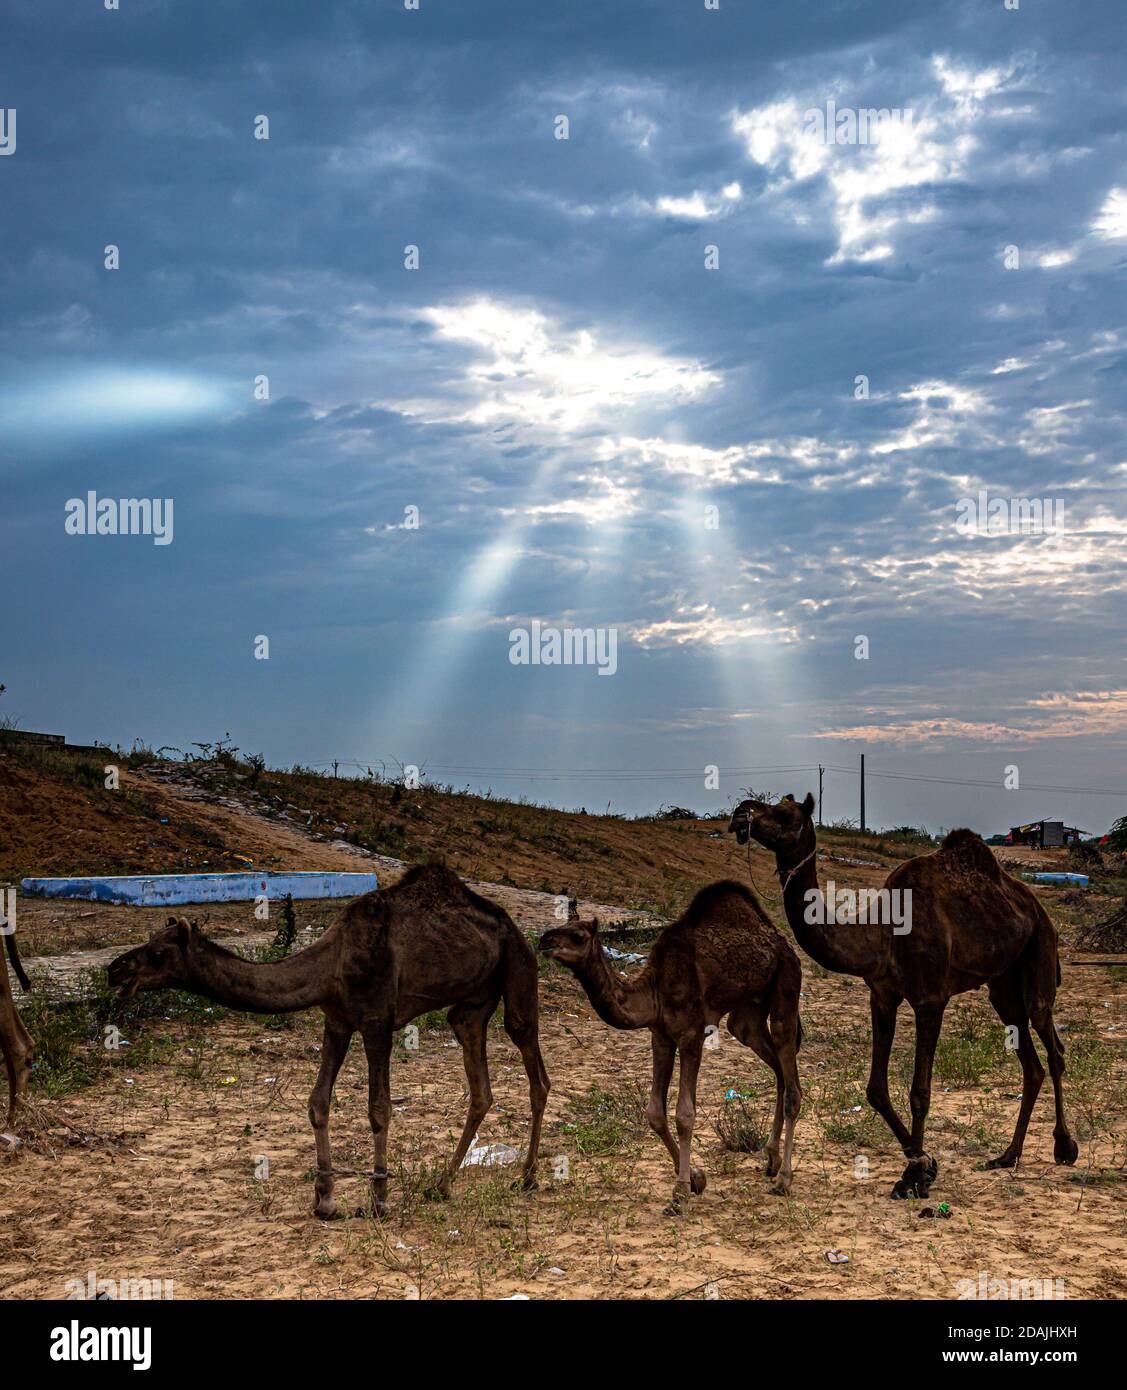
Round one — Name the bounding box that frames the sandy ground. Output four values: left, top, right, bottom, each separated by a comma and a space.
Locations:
3, 762, 1123, 1301
2, 940, 1124, 1301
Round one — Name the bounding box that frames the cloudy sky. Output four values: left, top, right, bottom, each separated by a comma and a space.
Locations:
2, 0, 1126, 832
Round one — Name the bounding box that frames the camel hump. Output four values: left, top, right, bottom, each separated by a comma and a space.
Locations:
940, 827, 1000, 875
387, 861, 513, 927
685, 879, 771, 925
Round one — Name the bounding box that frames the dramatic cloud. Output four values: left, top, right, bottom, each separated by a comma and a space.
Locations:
3, 0, 1126, 829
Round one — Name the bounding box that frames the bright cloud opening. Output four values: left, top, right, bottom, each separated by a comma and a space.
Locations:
416, 299, 720, 431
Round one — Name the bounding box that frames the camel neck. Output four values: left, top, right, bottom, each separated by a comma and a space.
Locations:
777, 835, 878, 978
183, 933, 332, 1014
570, 942, 656, 1031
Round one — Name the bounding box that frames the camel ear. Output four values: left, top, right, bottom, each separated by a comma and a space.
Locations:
802, 791, 815, 816
174, 916, 194, 944
166, 916, 178, 928
588, 917, 600, 935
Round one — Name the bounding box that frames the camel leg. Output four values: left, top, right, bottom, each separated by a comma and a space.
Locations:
2, 996, 34, 1129
666, 1032, 704, 1215
309, 1019, 352, 1220
430, 1000, 495, 1200
506, 1025, 549, 1192
361, 1022, 394, 1219
727, 1000, 784, 1179
767, 985, 802, 1196
501, 942, 551, 1191
2, 1039, 21, 1133
3, 1026, 34, 1126
1030, 1009, 1078, 1165
646, 1030, 706, 1195
985, 978, 1045, 1170
865, 991, 913, 1154
891, 1001, 945, 1199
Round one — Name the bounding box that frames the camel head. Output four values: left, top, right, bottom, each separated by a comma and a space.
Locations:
107, 916, 196, 998
538, 897, 601, 969
728, 792, 815, 854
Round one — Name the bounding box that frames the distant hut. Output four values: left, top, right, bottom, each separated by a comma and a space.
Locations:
1008, 819, 1085, 849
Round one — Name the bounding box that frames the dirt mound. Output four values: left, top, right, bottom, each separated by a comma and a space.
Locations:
4, 745, 912, 924
0, 752, 240, 880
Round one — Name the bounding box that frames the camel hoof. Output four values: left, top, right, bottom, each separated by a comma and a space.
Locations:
664, 1183, 692, 1216
353, 1197, 389, 1221
1055, 1135, 1079, 1166
423, 1180, 451, 1203
985, 1152, 1018, 1170
690, 1167, 707, 1196
764, 1151, 781, 1179
512, 1173, 538, 1193
313, 1199, 340, 1221
768, 1177, 791, 1197
891, 1156, 937, 1200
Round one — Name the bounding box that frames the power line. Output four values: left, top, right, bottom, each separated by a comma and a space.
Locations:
377, 763, 817, 776
823, 766, 1127, 797
299, 757, 1125, 797
304, 760, 820, 781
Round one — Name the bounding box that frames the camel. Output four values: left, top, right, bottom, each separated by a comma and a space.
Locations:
728, 794, 1077, 1198
107, 864, 550, 1219
539, 881, 802, 1209
2, 931, 33, 1133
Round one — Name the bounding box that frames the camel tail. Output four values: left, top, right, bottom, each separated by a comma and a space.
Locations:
5, 932, 31, 993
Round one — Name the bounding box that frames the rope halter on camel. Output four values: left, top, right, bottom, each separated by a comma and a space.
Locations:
780, 847, 817, 893
739, 805, 816, 896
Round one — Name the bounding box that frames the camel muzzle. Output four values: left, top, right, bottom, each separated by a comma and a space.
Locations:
106, 957, 139, 999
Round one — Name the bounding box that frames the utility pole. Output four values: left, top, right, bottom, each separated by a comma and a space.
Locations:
818, 765, 824, 826
860, 753, 866, 831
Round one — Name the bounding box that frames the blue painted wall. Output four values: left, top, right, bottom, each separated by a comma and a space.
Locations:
21, 870, 379, 906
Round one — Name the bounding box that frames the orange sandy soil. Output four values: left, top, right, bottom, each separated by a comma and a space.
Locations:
0, 756, 249, 881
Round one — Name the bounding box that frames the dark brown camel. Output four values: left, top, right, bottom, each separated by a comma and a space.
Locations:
729, 794, 1077, 1198
108, 864, 550, 1219
2, 930, 33, 1134
539, 881, 802, 1209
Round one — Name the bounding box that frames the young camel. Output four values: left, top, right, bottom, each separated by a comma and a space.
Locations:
108, 865, 550, 1219
729, 794, 1078, 1198
2, 931, 34, 1133
539, 881, 802, 1209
